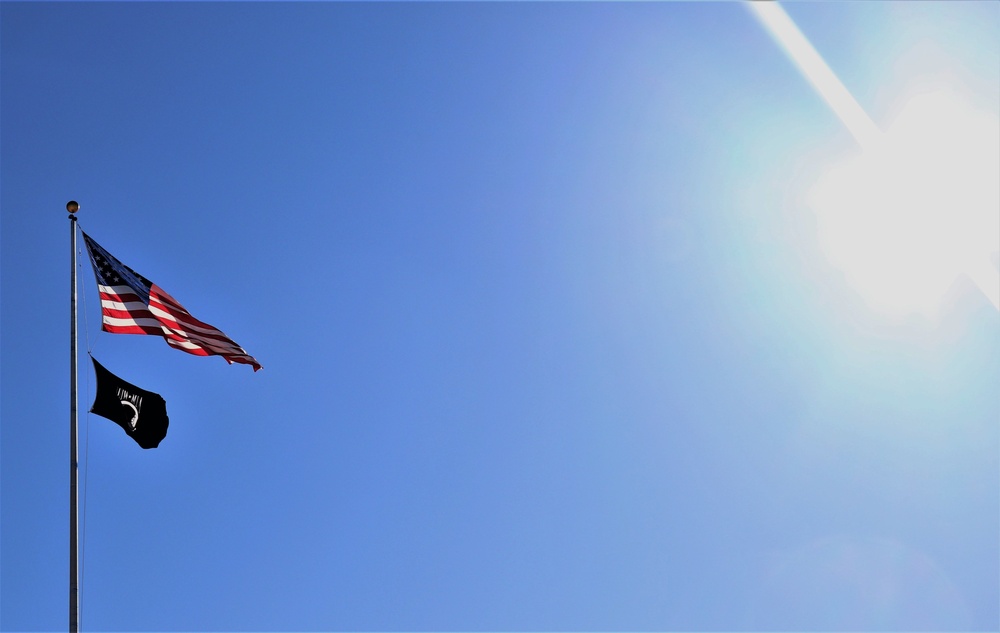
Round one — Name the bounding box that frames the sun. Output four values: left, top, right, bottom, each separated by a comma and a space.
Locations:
748, 1, 999, 318
809, 90, 1000, 318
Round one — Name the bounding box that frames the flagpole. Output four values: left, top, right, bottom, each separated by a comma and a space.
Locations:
67, 200, 80, 633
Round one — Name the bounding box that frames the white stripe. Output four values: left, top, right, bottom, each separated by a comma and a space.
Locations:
163, 334, 246, 357
148, 304, 238, 340
101, 298, 151, 313
162, 336, 252, 363
102, 315, 163, 329
164, 337, 204, 351
98, 283, 147, 298
161, 329, 246, 355
100, 283, 256, 361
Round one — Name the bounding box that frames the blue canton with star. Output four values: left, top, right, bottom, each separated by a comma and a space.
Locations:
82, 233, 153, 306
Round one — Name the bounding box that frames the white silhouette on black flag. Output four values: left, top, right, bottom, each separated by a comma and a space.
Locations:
90, 357, 169, 449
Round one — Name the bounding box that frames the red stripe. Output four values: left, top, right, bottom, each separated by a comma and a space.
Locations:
99, 285, 160, 334
151, 286, 261, 370
101, 306, 154, 321
151, 309, 236, 344
151, 291, 220, 331
153, 310, 246, 351
99, 289, 145, 301
98, 282, 261, 371
100, 289, 153, 309
150, 287, 245, 346
164, 338, 212, 356
103, 323, 163, 335
160, 331, 247, 358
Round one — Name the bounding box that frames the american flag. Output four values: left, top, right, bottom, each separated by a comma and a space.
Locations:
82, 232, 262, 371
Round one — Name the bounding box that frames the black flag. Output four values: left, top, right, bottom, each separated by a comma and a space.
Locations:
90, 357, 169, 449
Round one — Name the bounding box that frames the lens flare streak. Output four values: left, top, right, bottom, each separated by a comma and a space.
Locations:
749, 1, 1000, 314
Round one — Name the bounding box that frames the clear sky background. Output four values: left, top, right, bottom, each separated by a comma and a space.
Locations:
2, 2, 998, 631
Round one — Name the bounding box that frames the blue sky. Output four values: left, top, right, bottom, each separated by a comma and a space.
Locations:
2, 2, 998, 631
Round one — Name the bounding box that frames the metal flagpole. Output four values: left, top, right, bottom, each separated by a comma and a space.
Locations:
67, 200, 80, 633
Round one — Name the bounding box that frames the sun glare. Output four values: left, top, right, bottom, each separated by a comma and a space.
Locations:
809, 91, 1000, 318
750, 2, 1000, 318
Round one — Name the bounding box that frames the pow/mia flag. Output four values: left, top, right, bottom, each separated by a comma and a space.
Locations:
90, 357, 169, 449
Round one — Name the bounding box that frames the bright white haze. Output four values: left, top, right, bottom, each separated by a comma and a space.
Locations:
811, 91, 1000, 317
751, 1, 1000, 318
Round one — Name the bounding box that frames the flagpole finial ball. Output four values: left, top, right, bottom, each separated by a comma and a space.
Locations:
66, 201, 80, 214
